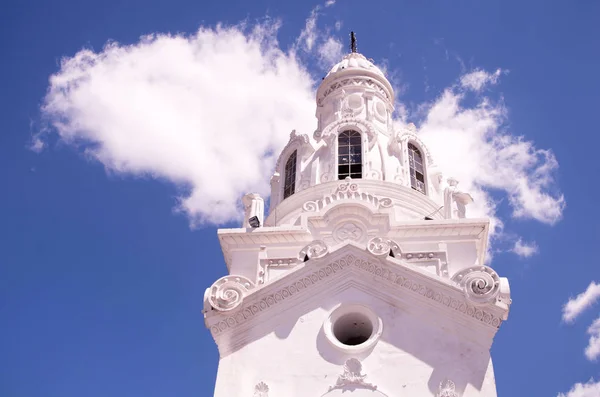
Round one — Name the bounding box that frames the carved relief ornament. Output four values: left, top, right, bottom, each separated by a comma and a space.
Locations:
329, 358, 377, 391
253, 381, 269, 397
313, 117, 378, 150
437, 379, 459, 397
206, 275, 256, 312
208, 254, 504, 337
302, 181, 393, 212
298, 240, 329, 261
452, 266, 501, 305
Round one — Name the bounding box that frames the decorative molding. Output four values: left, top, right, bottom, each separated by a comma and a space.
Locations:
313, 117, 378, 151
302, 181, 393, 213
329, 358, 377, 391
452, 266, 501, 305
253, 381, 269, 397
274, 130, 313, 171
367, 237, 400, 257
318, 76, 391, 106
208, 254, 503, 337
367, 236, 449, 276
298, 240, 329, 261
207, 275, 255, 312
437, 379, 459, 397
257, 258, 299, 285
333, 222, 364, 243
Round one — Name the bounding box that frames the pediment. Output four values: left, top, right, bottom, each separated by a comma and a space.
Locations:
204, 244, 509, 354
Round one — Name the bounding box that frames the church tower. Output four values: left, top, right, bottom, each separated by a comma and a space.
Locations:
203, 33, 511, 397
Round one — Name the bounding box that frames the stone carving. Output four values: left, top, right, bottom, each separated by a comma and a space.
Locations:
318, 77, 391, 106
299, 240, 329, 261
253, 381, 269, 397
367, 237, 400, 258
452, 266, 501, 305
437, 379, 459, 397
209, 254, 504, 337
443, 177, 473, 219
257, 258, 299, 285
302, 181, 393, 212
274, 130, 313, 171
333, 222, 364, 242
242, 193, 264, 228
329, 358, 377, 391
314, 118, 377, 150
207, 275, 256, 312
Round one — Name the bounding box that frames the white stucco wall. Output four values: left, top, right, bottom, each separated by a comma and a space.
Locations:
213, 285, 497, 397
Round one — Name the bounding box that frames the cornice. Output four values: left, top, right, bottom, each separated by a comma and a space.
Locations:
205, 245, 508, 342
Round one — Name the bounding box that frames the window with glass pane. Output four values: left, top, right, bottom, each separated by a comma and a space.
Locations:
338, 130, 362, 179
408, 143, 425, 194
283, 151, 297, 199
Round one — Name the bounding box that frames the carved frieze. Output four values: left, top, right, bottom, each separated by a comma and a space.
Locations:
329, 358, 377, 391
257, 258, 299, 285
207, 275, 255, 312
208, 254, 504, 337
302, 181, 393, 213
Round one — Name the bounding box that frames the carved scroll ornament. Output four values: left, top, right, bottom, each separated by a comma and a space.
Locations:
298, 240, 329, 261
452, 266, 501, 305
207, 275, 255, 312
367, 237, 400, 258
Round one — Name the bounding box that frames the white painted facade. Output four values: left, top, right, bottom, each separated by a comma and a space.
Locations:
203, 48, 511, 397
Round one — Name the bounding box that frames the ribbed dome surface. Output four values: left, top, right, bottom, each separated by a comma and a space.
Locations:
325, 52, 385, 78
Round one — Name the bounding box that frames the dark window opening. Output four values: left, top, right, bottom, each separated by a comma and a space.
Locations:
283, 151, 297, 199
338, 130, 362, 179
408, 143, 426, 194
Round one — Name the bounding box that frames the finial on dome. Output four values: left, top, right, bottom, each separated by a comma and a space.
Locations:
350, 31, 357, 53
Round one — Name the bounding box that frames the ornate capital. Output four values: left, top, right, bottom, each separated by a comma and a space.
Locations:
452, 266, 501, 305
207, 275, 255, 312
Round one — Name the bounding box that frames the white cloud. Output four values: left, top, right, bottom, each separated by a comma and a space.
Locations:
562, 281, 600, 323
416, 76, 565, 235
35, 15, 565, 236
558, 379, 600, 397
334, 21, 342, 31
325, 0, 336, 6
29, 136, 45, 153
317, 36, 343, 68
460, 68, 502, 92
37, 22, 315, 226
296, 8, 319, 52
585, 317, 600, 361
512, 238, 538, 257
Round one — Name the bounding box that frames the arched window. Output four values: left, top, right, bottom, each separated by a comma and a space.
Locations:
408, 143, 426, 194
283, 150, 297, 199
338, 130, 362, 179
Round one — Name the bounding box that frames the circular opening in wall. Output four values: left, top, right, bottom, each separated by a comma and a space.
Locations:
324, 303, 383, 353
333, 312, 373, 345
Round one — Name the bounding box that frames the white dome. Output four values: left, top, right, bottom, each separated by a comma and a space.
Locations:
325, 52, 385, 78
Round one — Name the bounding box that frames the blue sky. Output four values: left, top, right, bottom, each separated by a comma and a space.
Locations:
1, 0, 599, 396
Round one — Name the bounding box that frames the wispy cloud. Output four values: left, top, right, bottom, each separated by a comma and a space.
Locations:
416, 72, 565, 236
512, 238, 539, 258
558, 379, 600, 397
585, 317, 600, 361
562, 281, 600, 323
460, 68, 503, 92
